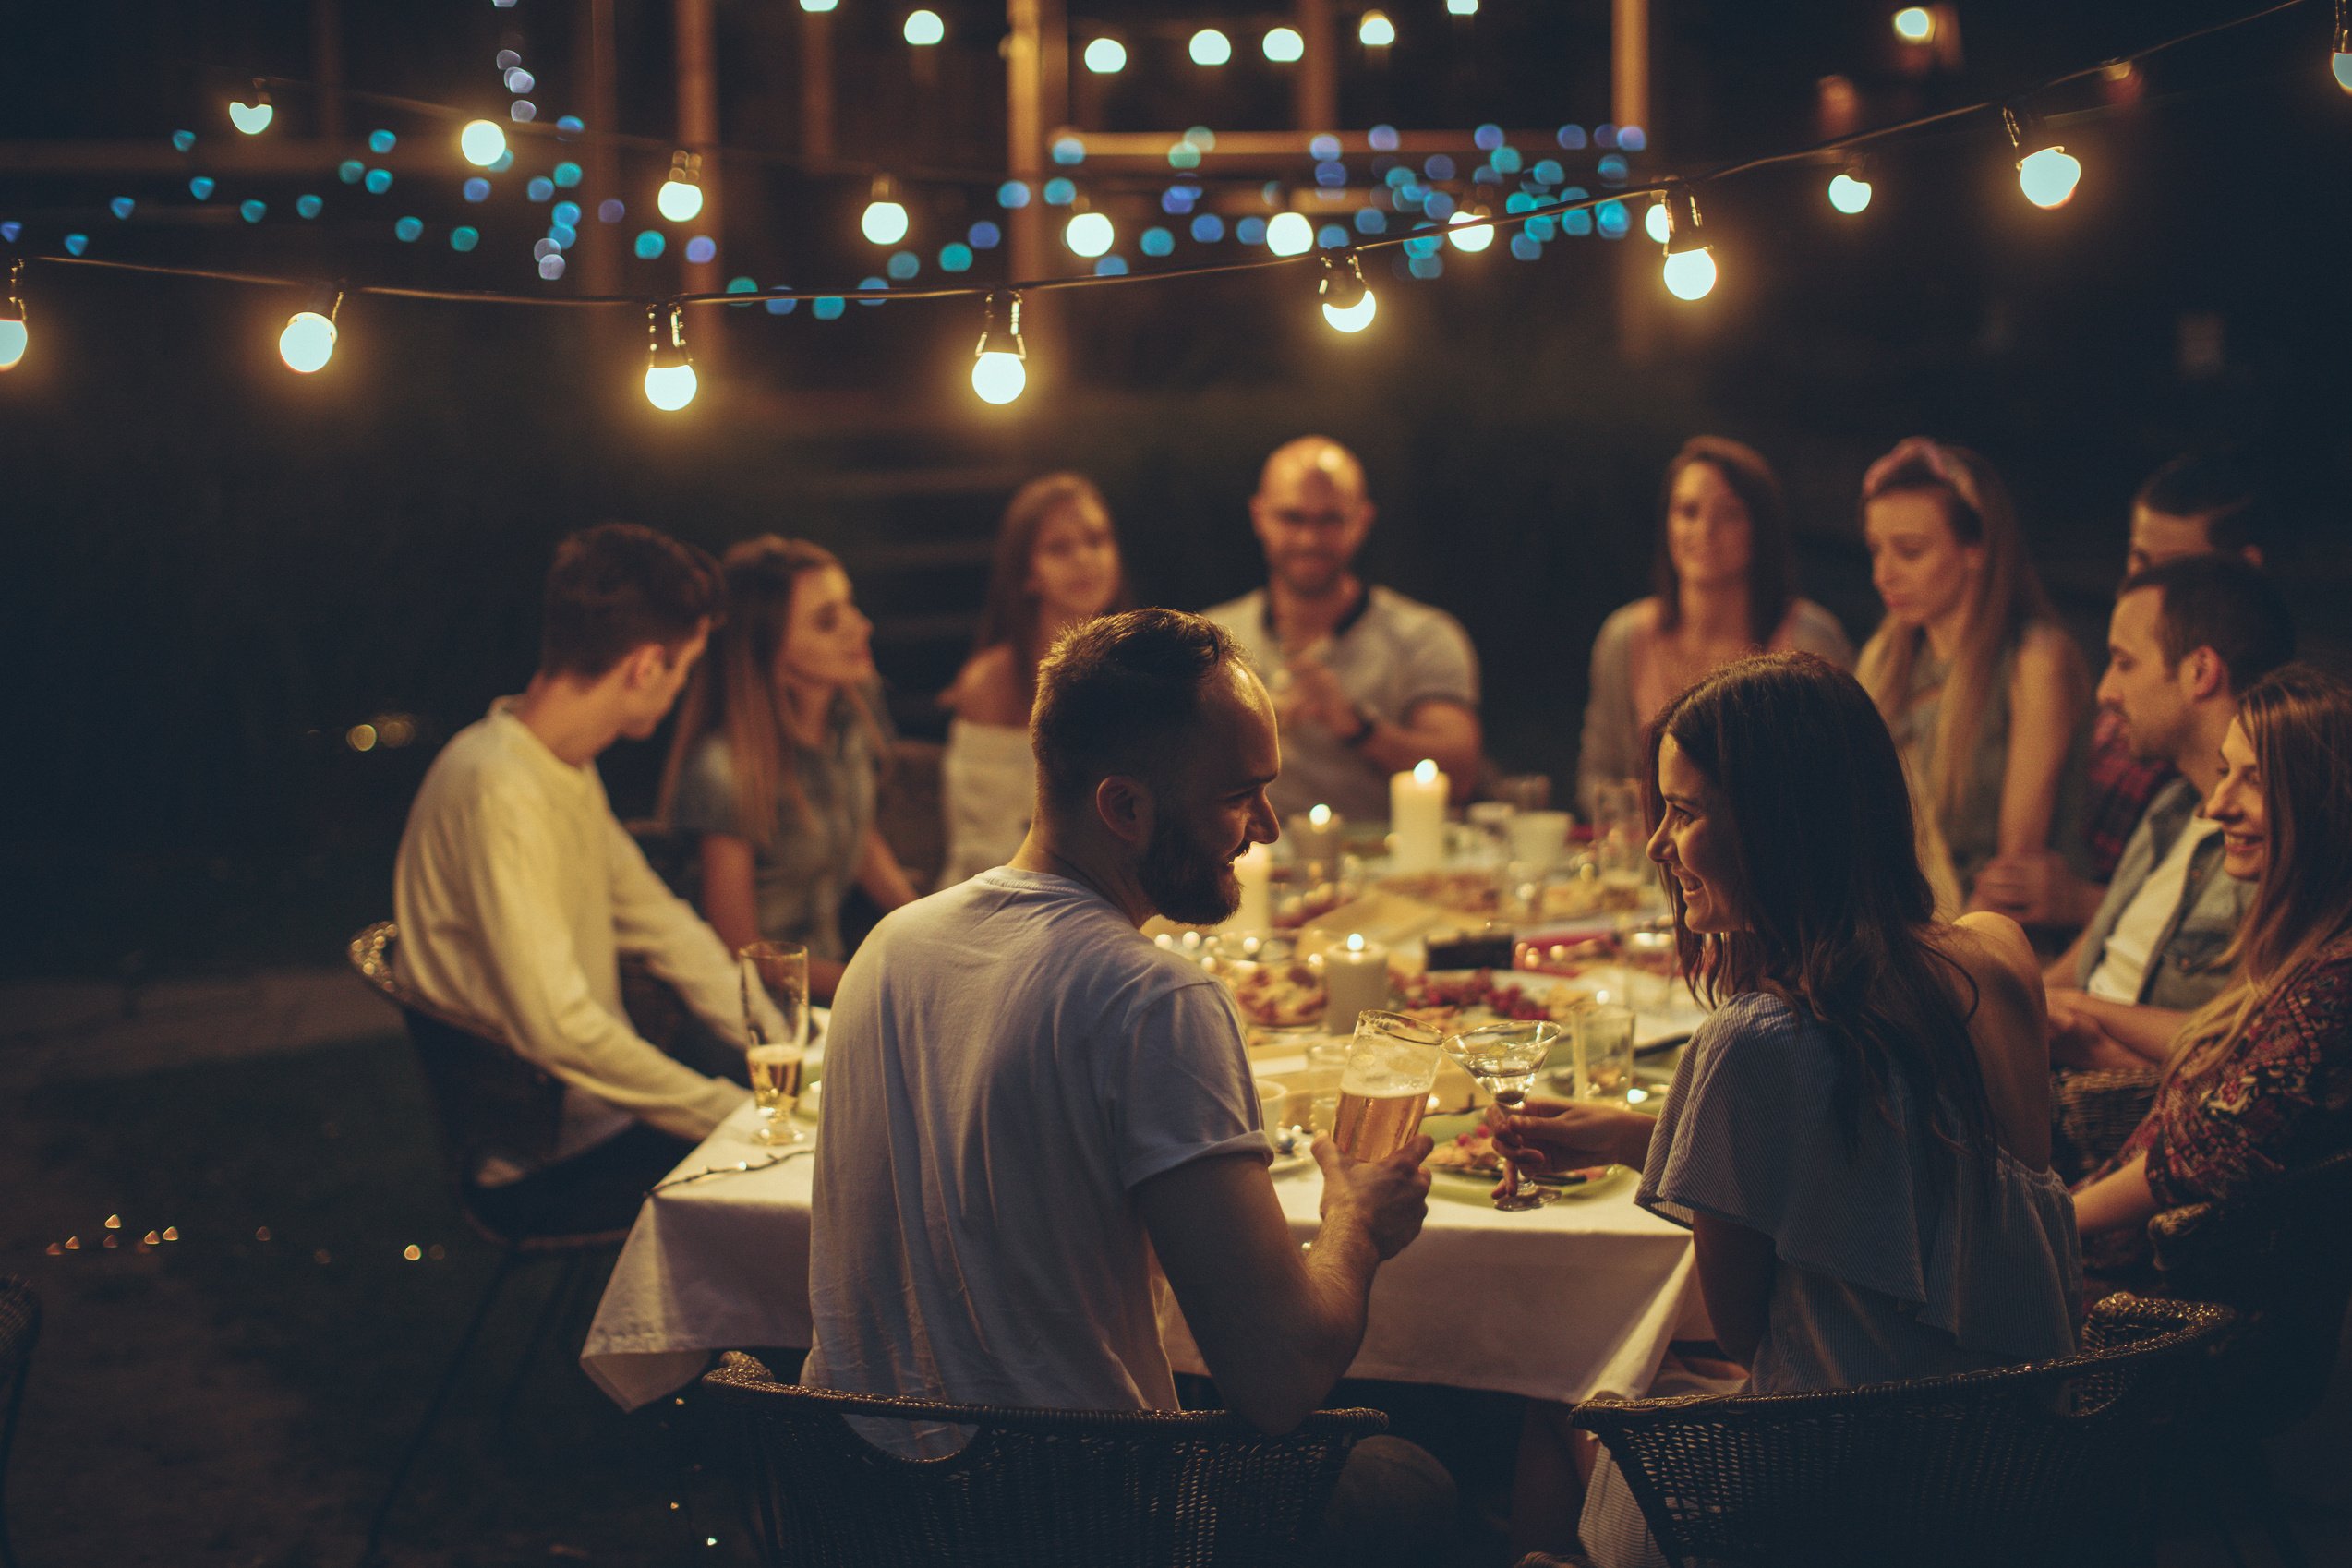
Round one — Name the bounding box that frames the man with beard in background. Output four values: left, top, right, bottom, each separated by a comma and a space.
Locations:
802, 609, 1452, 1562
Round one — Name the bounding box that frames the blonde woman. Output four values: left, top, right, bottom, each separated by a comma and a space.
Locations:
1857, 438, 2090, 912
660, 537, 920, 1001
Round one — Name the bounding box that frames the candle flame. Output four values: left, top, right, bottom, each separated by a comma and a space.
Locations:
1309, 803, 1331, 827
1346, 932, 1365, 953
1412, 759, 1438, 785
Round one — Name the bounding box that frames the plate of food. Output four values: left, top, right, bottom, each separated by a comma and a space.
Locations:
1417, 1112, 1629, 1203
1198, 931, 1329, 1031
1390, 970, 1597, 1035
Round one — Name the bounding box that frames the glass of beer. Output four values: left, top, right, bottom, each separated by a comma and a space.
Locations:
1331, 1010, 1444, 1162
740, 941, 809, 1147
1444, 1020, 1564, 1210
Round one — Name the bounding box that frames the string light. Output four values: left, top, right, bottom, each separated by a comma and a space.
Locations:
2004, 105, 2081, 210
1827, 159, 1874, 214
0, 260, 27, 371
1446, 0, 1479, 15
1658, 184, 1717, 301
1264, 211, 1315, 257
1083, 38, 1127, 73
903, 9, 944, 47
657, 151, 706, 223
228, 82, 273, 136
1445, 209, 1495, 253
1263, 27, 1305, 63
643, 301, 697, 411
278, 286, 342, 373
1189, 29, 1233, 66
1063, 210, 1115, 259
1643, 199, 1671, 243
1359, 10, 1396, 48
799, 0, 838, 10
2334, 0, 2351, 91
1318, 252, 1377, 332
861, 175, 910, 245
971, 291, 1026, 404
1893, 6, 1936, 44
459, 118, 508, 167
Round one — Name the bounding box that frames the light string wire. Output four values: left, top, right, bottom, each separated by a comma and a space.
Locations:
9, 0, 2323, 316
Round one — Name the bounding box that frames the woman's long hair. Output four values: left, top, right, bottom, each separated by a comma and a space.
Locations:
1651, 652, 1998, 1161
2166, 665, 2352, 1083
969, 473, 1128, 703
1854, 439, 2056, 826
658, 535, 876, 850
1652, 436, 1797, 646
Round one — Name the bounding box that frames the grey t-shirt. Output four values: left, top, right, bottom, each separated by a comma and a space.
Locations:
1202, 585, 1480, 822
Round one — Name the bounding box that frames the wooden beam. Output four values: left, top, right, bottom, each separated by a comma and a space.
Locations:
1295, 0, 1337, 133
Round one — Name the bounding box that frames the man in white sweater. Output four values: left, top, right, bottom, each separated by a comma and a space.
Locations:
394, 523, 746, 1232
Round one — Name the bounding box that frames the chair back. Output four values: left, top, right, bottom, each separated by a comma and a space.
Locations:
1571, 1293, 2235, 1568
347, 922, 566, 1180
699, 1353, 1383, 1568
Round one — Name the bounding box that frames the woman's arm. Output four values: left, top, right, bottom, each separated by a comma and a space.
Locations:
2045, 990, 2186, 1066
1692, 1212, 1775, 1366
2072, 1151, 2161, 1236
1988, 626, 2088, 863
855, 826, 921, 912
695, 834, 763, 957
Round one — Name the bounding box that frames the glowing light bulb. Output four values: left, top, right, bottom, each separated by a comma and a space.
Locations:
1662, 248, 1717, 300
1084, 38, 1128, 73
657, 151, 706, 223
1322, 291, 1377, 332
1262, 27, 1304, 63
1319, 252, 1377, 332
1827, 171, 1873, 213
279, 310, 338, 373
1265, 211, 1315, 256
903, 9, 944, 46
799, 0, 838, 10
459, 119, 508, 167
1643, 200, 1671, 243
1189, 29, 1232, 66
1445, 210, 1495, 253
644, 362, 698, 411
1892, 6, 1935, 43
860, 175, 911, 246
643, 301, 696, 410
971, 291, 1027, 404
1063, 211, 1114, 258
2017, 146, 2081, 209
229, 89, 273, 136
0, 318, 25, 372
1359, 10, 1395, 47
1446, 0, 1478, 14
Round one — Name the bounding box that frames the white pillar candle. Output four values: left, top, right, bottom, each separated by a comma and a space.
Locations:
1390, 758, 1449, 873
1227, 841, 1272, 931
1321, 933, 1390, 1034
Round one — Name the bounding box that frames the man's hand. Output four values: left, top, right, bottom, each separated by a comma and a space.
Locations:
1485, 1093, 1656, 1172
2044, 991, 2144, 1071
1972, 850, 2100, 930
1280, 651, 1363, 740
1312, 1134, 1432, 1260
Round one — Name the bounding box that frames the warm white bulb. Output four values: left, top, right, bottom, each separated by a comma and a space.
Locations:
644, 362, 698, 411
1446, 0, 1478, 14
279, 311, 337, 373
1189, 29, 1232, 66
1084, 38, 1128, 73
1322, 291, 1378, 333
1064, 211, 1115, 258
229, 99, 274, 136
2335, 52, 2352, 93
1262, 27, 1304, 63
459, 119, 508, 167
862, 199, 911, 246
2017, 146, 2081, 210
1661, 248, 1717, 301
1445, 211, 1495, 253
903, 9, 944, 46
1643, 201, 1671, 244
799, 0, 838, 10
1265, 212, 1315, 256
0, 319, 26, 371
1827, 172, 1874, 214
1892, 6, 1935, 43
1358, 10, 1396, 47
657, 178, 705, 223
971, 351, 1027, 404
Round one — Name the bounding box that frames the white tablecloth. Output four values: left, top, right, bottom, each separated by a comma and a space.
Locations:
583, 1095, 1707, 1414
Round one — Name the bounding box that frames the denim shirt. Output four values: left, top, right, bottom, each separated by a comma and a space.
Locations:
2072, 779, 2251, 1009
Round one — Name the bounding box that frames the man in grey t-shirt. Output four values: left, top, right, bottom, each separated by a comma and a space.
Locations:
1203, 437, 1481, 822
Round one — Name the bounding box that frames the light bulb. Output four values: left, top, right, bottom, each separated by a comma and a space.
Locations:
1319, 252, 1377, 332
971, 352, 1026, 404
903, 9, 944, 46
644, 362, 698, 411
1262, 27, 1304, 63
657, 175, 705, 223
1084, 38, 1127, 74
799, 0, 838, 10
1827, 171, 1873, 213
1265, 211, 1314, 256
642, 302, 696, 410
229, 88, 273, 136
1189, 29, 1232, 66
1322, 292, 1377, 333
1445, 210, 1495, 253
1643, 201, 1671, 243
1359, 10, 1395, 48
1892, 6, 1935, 43
460, 119, 508, 167
2016, 146, 2081, 209
0, 319, 25, 372
279, 311, 338, 373
861, 175, 911, 245
1662, 248, 1717, 300
1064, 211, 1114, 258
1446, 0, 1478, 14
2336, 52, 2352, 92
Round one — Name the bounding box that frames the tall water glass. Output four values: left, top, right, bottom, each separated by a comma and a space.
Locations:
740, 941, 809, 1146
1331, 1010, 1443, 1162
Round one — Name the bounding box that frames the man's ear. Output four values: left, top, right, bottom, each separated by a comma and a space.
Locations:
1094, 774, 1152, 850
2181, 645, 2228, 704
618, 642, 669, 692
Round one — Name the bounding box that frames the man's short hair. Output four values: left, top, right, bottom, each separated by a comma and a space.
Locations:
1031, 609, 1242, 810
2119, 554, 2295, 694
540, 523, 723, 678
2133, 449, 2274, 555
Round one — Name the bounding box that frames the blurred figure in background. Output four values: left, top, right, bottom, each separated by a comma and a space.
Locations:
936, 473, 1128, 887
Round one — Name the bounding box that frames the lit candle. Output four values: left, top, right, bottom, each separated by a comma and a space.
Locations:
1390, 758, 1449, 873
1228, 841, 1272, 931
1287, 802, 1344, 868
1321, 932, 1390, 1033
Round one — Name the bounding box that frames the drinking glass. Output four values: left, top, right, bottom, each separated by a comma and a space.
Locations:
1592, 779, 1646, 880
740, 940, 810, 1147
1443, 1020, 1564, 1210
1303, 1036, 1351, 1135
1574, 1003, 1637, 1105
1494, 773, 1554, 813
1331, 1010, 1443, 1162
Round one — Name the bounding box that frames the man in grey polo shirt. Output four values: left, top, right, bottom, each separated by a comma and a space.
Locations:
1204, 437, 1482, 823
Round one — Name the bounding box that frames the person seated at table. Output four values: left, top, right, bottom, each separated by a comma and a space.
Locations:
2070, 665, 2352, 1279
394, 523, 750, 1233
1858, 437, 2092, 916
935, 472, 1128, 887
1973, 448, 2277, 929
803, 609, 1453, 1558
1203, 436, 1481, 821
1575, 437, 1851, 815
1490, 653, 2084, 1568
657, 537, 921, 1002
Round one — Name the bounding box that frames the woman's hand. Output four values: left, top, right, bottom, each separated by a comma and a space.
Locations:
1484, 1094, 1656, 1172
2045, 995, 2144, 1071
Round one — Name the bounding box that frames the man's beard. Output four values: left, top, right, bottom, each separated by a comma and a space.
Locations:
1139, 814, 1242, 925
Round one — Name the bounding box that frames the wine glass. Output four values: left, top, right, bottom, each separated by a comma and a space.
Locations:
1443, 1020, 1563, 1210
739, 941, 809, 1148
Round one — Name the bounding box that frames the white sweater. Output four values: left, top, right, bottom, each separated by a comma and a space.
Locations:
393, 702, 747, 1167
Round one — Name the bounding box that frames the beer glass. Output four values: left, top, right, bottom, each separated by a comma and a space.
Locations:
740, 940, 809, 1147
1330, 1010, 1443, 1162
1444, 1020, 1563, 1210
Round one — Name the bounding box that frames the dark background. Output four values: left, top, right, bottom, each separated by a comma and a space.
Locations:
4, 0, 2348, 980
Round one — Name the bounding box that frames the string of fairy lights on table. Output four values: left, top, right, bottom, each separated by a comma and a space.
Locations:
1, 0, 2346, 411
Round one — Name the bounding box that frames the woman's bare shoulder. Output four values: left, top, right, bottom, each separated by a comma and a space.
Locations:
944, 644, 1029, 726
1942, 912, 2044, 1014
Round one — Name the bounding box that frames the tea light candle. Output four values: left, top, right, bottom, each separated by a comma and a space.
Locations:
1228, 841, 1272, 931
1390, 759, 1448, 873
1321, 932, 1390, 1033
1287, 802, 1344, 868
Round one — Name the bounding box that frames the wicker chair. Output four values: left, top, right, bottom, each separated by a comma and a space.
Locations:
1569, 1293, 2236, 1568
699, 1352, 1386, 1568
346, 921, 634, 1564
0, 1277, 39, 1568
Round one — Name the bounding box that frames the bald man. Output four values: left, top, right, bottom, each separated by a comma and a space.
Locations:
1203, 437, 1481, 821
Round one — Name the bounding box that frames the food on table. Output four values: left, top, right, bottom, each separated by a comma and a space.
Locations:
1224, 957, 1329, 1029
1378, 869, 1502, 916
1392, 969, 1591, 1031
1425, 1125, 1608, 1185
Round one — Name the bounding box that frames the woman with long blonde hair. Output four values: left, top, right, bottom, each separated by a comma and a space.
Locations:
2072, 664, 2352, 1268
660, 536, 920, 1000
1856, 438, 2091, 913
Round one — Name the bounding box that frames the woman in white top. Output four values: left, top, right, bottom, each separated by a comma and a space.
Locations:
936, 474, 1128, 886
